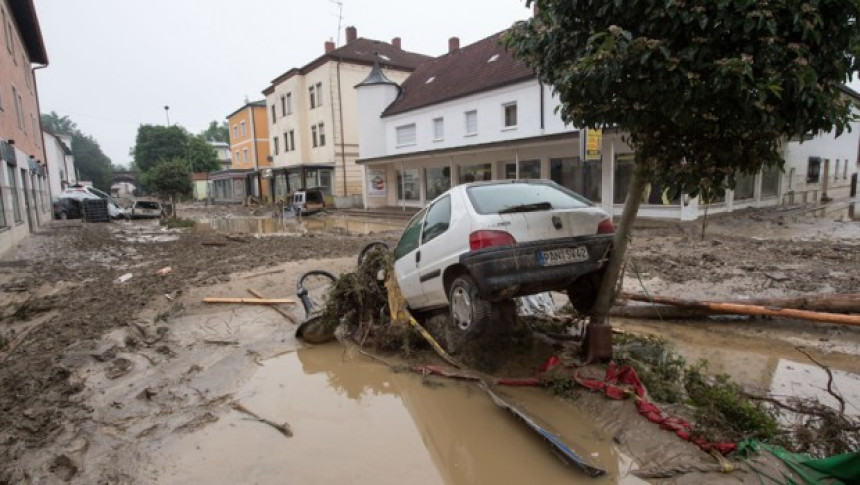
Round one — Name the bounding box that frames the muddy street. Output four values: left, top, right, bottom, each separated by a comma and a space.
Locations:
0, 205, 858, 483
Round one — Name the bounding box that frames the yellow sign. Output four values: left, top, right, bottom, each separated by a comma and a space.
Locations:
585, 128, 603, 160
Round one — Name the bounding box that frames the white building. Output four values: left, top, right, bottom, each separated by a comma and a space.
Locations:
207, 141, 231, 171
263, 26, 431, 206
356, 31, 859, 220
43, 130, 76, 196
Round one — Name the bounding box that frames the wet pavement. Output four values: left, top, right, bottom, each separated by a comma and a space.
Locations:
153, 344, 642, 484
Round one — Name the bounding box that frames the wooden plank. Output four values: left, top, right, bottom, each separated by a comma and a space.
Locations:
247, 289, 298, 324
203, 297, 295, 305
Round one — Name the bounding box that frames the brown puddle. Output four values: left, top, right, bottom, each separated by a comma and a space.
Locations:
193, 216, 404, 236
152, 344, 641, 484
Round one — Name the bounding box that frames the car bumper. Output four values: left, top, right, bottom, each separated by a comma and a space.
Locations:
459, 234, 613, 300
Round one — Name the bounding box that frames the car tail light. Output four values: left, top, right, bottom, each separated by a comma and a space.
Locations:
469, 230, 516, 250
597, 218, 615, 234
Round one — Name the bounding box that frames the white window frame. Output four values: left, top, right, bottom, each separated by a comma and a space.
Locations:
311, 124, 318, 147
316, 82, 323, 107
464, 110, 478, 136
280, 96, 286, 116
271, 104, 276, 123
243, 148, 249, 162
396, 123, 417, 147
309, 86, 316, 109
289, 130, 295, 151
233, 125, 238, 140
274, 136, 280, 155
240, 121, 246, 137
286, 92, 293, 114
502, 102, 518, 129
432, 117, 444, 141
318, 122, 326, 146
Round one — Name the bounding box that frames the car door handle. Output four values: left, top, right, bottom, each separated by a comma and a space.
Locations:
416, 251, 421, 264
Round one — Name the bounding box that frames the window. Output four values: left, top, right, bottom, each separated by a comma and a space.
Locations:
844, 160, 849, 180
503, 103, 517, 128
2, 8, 11, 54
459, 163, 491, 183
422, 196, 451, 243
283, 132, 289, 152
286, 93, 293, 114
311, 125, 318, 147
425, 166, 451, 201
7, 164, 21, 222
315, 82, 323, 107
733, 173, 755, 201
273, 136, 280, 155
235, 150, 240, 162
12, 86, 22, 130
465, 110, 477, 136
807, 157, 821, 183
396, 168, 420, 201
467, 181, 590, 215
280, 96, 286, 116
233, 125, 238, 140
243, 148, 249, 162
394, 208, 427, 260
309, 86, 316, 109
240, 121, 246, 137
432, 118, 444, 141
23, 55, 30, 89
835, 160, 840, 181
505, 159, 541, 180
396, 123, 417, 147
318, 123, 326, 146
271, 104, 276, 123
289, 130, 295, 151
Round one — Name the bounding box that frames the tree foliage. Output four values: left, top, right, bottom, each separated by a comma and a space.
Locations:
132, 124, 219, 173
504, 0, 860, 198
198, 120, 229, 143
141, 159, 192, 199
41, 111, 114, 191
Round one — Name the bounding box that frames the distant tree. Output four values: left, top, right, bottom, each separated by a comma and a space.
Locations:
132, 124, 219, 174
141, 158, 193, 215
186, 136, 220, 172
504, 0, 860, 354
41, 112, 115, 190
198, 120, 229, 143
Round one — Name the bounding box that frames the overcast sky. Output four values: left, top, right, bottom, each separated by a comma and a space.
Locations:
33, 0, 532, 167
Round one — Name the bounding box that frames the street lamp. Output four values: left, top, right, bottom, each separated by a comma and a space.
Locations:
164, 105, 170, 126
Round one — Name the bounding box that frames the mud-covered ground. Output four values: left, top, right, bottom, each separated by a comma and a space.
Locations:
0, 203, 857, 483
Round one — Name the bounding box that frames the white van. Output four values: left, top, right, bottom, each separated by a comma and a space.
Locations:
62, 185, 129, 219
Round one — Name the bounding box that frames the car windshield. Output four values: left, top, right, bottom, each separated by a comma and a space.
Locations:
466, 182, 591, 214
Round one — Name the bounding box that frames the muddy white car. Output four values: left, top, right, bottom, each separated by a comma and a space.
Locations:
394, 180, 614, 347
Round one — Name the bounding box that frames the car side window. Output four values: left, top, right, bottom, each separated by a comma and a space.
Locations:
394, 209, 426, 261
422, 196, 451, 244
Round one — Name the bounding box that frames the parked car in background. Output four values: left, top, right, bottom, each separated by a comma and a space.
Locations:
289, 188, 326, 215
130, 200, 163, 219
393, 179, 615, 351
62, 185, 129, 219
52, 197, 83, 220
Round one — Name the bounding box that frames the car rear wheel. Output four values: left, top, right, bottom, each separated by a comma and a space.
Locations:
446, 275, 514, 354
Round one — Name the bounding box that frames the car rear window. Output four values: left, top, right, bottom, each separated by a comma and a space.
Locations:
135, 201, 160, 210
466, 182, 591, 214
306, 191, 323, 203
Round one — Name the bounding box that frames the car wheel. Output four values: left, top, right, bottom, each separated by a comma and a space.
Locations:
447, 274, 508, 353
567, 271, 604, 315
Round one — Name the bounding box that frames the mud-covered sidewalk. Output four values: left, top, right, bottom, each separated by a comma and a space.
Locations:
0, 204, 858, 483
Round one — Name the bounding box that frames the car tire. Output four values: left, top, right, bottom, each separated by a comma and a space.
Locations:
567, 270, 604, 315
446, 274, 514, 354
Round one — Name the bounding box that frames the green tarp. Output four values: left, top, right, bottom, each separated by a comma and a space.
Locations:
736, 440, 859, 485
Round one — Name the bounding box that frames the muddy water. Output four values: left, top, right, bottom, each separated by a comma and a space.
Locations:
194, 216, 404, 236
154, 344, 641, 484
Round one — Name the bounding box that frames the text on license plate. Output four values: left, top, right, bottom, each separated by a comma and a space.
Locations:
537, 246, 589, 266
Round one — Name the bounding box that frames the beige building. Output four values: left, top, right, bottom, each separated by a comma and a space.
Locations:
263, 26, 430, 206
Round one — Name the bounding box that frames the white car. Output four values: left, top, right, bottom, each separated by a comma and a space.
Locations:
393, 180, 615, 348
62, 185, 128, 219
130, 200, 163, 219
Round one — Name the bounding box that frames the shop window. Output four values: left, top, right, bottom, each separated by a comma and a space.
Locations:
425, 166, 451, 201
505, 159, 541, 180
459, 163, 491, 183
396, 168, 420, 201
807, 157, 821, 183
551, 157, 602, 203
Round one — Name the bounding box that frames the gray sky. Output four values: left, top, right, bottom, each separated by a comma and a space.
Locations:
33, 0, 532, 167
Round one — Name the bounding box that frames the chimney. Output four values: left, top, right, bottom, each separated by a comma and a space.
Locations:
391, 37, 401, 49
325, 40, 335, 53
346, 26, 357, 43
448, 36, 460, 53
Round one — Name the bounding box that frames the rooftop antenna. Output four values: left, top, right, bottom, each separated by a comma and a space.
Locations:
329, 0, 344, 46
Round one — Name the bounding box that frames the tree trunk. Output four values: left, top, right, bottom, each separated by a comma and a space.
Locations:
619, 292, 860, 315
590, 164, 649, 326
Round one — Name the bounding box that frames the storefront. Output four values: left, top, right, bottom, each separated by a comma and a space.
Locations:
209, 169, 253, 204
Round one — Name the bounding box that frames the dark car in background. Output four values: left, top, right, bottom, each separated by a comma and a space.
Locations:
52, 197, 83, 220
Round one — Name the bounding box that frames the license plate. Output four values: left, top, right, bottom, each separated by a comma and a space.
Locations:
537, 246, 589, 267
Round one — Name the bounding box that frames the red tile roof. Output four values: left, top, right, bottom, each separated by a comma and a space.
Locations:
382, 31, 535, 117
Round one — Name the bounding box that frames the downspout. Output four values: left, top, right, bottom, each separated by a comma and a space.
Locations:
337, 57, 347, 198
539, 80, 545, 131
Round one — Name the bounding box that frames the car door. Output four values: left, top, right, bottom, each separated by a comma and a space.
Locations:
393, 208, 427, 308
417, 196, 455, 308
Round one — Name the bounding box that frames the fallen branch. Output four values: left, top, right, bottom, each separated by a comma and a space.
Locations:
241, 269, 286, 280
247, 289, 297, 324
203, 297, 295, 305
230, 401, 292, 437
620, 293, 860, 326
794, 346, 846, 414
617, 292, 860, 316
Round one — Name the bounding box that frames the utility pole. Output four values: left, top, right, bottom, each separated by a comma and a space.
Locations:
164, 105, 170, 126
